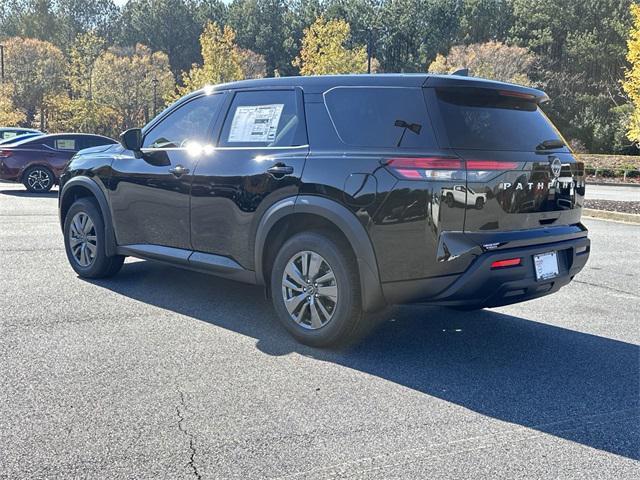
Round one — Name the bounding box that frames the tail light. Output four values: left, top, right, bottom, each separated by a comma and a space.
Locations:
0, 150, 13, 158
491, 258, 522, 269
386, 157, 519, 181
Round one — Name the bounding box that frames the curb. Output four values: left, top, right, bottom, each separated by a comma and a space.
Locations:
583, 208, 640, 224
587, 181, 640, 187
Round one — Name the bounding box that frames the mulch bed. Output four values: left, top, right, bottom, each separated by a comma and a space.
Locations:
584, 199, 640, 215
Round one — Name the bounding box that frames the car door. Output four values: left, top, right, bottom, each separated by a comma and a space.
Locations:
109, 92, 226, 250
190, 88, 309, 270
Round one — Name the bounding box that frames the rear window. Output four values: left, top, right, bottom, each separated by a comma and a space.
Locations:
436, 88, 563, 152
324, 87, 436, 148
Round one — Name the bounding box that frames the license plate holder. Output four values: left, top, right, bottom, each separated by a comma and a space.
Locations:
534, 251, 559, 281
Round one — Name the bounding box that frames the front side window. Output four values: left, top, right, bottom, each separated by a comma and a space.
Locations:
219, 90, 305, 147
143, 93, 225, 149
324, 87, 436, 148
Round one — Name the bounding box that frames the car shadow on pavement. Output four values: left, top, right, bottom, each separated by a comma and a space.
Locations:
88, 260, 640, 461
0, 189, 58, 198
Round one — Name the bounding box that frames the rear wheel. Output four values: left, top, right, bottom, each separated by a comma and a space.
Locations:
270, 231, 364, 347
23, 165, 54, 193
63, 198, 124, 278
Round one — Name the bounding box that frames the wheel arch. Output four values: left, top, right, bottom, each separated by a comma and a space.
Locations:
255, 195, 386, 312
59, 176, 117, 256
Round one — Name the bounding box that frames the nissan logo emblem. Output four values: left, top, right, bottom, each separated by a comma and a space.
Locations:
550, 157, 562, 178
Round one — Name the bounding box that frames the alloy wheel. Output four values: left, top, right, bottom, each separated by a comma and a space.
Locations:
69, 212, 97, 267
281, 250, 338, 329
27, 169, 51, 191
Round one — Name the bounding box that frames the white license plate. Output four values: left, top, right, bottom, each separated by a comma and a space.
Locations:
534, 251, 559, 281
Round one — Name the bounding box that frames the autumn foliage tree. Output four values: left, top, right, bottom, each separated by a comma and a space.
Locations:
428, 41, 536, 86
3, 37, 66, 128
0, 84, 26, 126
92, 44, 175, 131
623, 3, 640, 145
293, 17, 369, 75
172, 22, 245, 100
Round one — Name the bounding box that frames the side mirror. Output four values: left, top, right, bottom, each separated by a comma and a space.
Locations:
120, 128, 143, 154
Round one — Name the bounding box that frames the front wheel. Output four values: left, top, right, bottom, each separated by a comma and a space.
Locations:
270, 231, 364, 347
63, 198, 124, 278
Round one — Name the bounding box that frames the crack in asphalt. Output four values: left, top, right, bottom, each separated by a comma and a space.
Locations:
573, 280, 639, 298
176, 389, 202, 480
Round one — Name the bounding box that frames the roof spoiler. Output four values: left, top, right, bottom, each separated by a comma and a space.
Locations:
451, 68, 469, 77
423, 75, 549, 104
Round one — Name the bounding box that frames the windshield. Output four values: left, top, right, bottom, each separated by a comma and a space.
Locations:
436, 88, 565, 152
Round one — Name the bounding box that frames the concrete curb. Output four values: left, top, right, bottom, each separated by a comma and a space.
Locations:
583, 208, 640, 224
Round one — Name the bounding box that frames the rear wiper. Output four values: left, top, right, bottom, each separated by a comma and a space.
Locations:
536, 139, 565, 151
394, 119, 422, 147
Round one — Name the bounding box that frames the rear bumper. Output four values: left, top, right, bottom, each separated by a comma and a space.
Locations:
382, 235, 590, 308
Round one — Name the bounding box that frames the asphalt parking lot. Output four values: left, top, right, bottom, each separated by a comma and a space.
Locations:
1, 182, 638, 479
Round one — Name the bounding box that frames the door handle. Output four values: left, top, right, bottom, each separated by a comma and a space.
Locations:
169, 165, 190, 177
267, 164, 294, 177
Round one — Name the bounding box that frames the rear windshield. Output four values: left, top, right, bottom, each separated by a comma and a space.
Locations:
435, 88, 563, 152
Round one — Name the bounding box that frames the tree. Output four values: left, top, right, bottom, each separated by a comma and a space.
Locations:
92, 44, 175, 130
623, 2, 640, 144
238, 48, 267, 79
227, 0, 293, 76
509, 0, 634, 153
293, 17, 368, 75
43, 95, 119, 137
171, 22, 244, 100
68, 32, 107, 99
3, 37, 66, 128
429, 41, 536, 86
0, 84, 26, 126
118, 0, 201, 75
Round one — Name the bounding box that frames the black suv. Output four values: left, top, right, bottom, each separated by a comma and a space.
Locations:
59, 74, 590, 346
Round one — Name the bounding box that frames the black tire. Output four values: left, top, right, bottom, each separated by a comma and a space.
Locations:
446, 193, 454, 207
63, 197, 124, 278
270, 230, 365, 347
22, 165, 54, 193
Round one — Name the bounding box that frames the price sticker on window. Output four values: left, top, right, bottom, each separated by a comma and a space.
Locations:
228, 104, 284, 143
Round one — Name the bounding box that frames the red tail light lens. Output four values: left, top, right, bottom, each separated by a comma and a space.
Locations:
466, 160, 519, 170
0, 150, 13, 158
491, 258, 522, 269
386, 157, 464, 180
385, 157, 519, 181
498, 90, 536, 100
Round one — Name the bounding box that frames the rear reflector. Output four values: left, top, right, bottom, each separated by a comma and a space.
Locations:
491, 258, 521, 269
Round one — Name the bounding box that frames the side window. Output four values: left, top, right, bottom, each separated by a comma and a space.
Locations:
143, 93, 224, 149
219, 90, 305, 147
324, 87, 436, 148
80, 136, 114, 149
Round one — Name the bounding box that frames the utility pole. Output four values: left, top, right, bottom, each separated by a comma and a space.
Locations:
0, 44, 5, 83
152, 77, 158, 117
367, 30, 372, 74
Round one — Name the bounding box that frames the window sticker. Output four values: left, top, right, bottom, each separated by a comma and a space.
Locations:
228, 104, 284, 143
4, 132, 18, 139
56, 139, 76, 150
